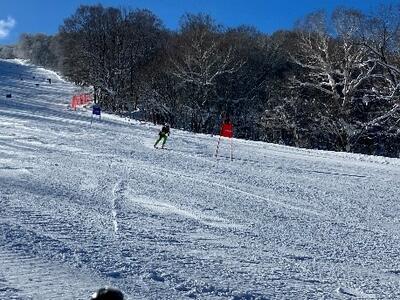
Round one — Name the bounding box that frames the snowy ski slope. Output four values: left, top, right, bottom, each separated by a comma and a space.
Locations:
0, 59, 400, 299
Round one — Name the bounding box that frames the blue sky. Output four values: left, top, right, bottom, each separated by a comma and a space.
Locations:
0, 0, 393, 45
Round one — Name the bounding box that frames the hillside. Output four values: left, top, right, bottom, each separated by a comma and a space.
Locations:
0, 59, 400, 299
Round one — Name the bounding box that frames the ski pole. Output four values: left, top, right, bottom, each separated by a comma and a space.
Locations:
214, 136, 221, 158
230, 137, 233, 161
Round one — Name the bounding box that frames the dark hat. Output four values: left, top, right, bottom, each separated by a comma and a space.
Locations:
91, 287, 124, 300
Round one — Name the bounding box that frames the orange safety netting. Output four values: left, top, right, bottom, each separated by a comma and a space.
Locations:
70, 94, 92, 110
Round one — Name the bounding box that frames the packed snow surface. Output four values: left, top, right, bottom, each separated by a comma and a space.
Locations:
0, 59, 400, 299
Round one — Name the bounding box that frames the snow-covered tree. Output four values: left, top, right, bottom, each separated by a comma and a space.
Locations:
169, 13, 243, 132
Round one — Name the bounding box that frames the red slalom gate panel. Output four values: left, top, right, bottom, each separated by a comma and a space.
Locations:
215, 121, 234, 160
70, 94, 92, 110
220, 123, 233, 138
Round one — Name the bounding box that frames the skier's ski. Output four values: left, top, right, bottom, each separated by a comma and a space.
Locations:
154, 146, 168, 150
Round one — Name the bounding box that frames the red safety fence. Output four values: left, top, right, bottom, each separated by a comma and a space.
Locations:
220, 123, 233, 138
70, 94, 92, 110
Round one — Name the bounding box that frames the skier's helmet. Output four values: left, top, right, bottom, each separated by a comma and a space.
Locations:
91, 287, 124, 300
165, 122, 170, 127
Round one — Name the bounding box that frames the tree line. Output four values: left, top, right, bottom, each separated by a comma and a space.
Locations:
1, 4, 399, 157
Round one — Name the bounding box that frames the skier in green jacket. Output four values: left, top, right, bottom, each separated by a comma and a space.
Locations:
154, 123, 170, 149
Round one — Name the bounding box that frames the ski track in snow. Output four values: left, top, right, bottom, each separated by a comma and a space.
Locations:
1, 59, 400, 299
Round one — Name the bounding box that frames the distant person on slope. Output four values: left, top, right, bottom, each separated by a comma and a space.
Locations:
154, 123, 170, 149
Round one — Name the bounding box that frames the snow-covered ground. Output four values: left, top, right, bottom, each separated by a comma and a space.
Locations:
0, 59, 400, 299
